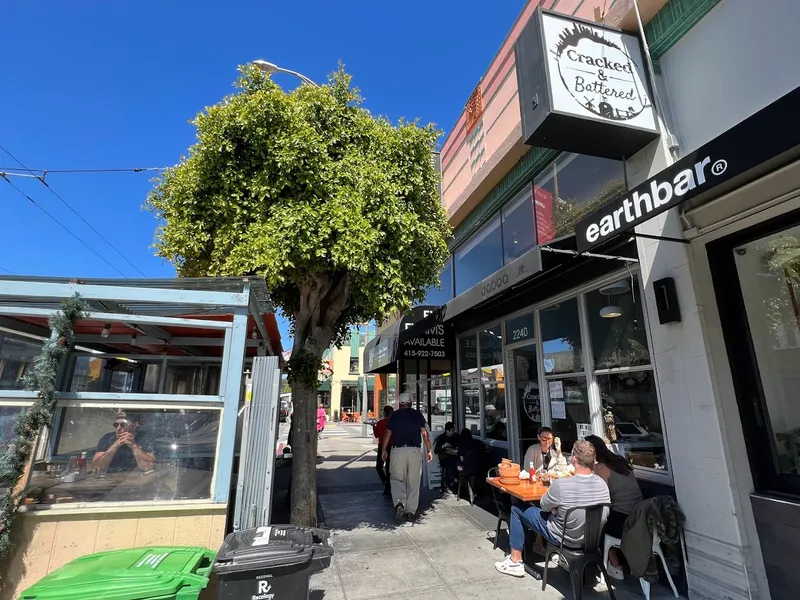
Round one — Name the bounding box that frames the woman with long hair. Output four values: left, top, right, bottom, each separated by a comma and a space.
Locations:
585, 435, 643, 581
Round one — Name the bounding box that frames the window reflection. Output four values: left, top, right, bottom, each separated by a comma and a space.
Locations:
540, 299, 583, 375
423, 258, 454, 307
502, 187, 536, 263
0, 334, 43, 390
459, 335, 478, 385
534, 154, 625, 245
586, 277, 650, 369
27, 407, 220, 504
484, 385, 507, 441
600, 372, 666, 470
548, 377, 589, 454
0, 406, 26, 449
454, 217, 503, 295
479, 325, 504, 383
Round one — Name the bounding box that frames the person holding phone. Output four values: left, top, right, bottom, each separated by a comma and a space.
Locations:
91, 411, 156, 473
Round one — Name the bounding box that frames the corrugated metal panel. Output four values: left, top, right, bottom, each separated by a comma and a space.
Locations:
233, 355, 281, 530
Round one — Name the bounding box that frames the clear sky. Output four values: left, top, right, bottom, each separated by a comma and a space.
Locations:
1, 0, 526, 344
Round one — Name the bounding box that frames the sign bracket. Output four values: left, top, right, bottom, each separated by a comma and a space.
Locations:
540, 246, 639, 263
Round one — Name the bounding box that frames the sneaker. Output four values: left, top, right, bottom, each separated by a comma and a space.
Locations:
393, 503, 405, 524
495, 556, 525, 578
606, 563, 624, 581
406, 512, 417, 523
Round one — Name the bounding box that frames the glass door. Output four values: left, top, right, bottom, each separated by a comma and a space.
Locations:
510, 343, 540, 463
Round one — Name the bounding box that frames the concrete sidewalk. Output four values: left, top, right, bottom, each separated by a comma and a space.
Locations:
309, 424, 683, 600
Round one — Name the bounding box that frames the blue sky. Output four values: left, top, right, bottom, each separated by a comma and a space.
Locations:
1, 0, 525, 344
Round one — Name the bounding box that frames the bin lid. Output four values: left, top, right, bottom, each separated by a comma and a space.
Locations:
19, 547, 216, 600
213, 525, 330, 574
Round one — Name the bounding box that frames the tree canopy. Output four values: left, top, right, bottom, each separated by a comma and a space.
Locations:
147, 65, 450, 354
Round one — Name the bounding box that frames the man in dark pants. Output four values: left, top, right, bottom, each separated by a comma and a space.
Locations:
434, 422, 460, 494
381, 393, 432, 523
373, 405, 394, 496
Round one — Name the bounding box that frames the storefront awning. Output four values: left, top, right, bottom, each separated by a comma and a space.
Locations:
364, 305, 452, 374
574, 85, 800, 253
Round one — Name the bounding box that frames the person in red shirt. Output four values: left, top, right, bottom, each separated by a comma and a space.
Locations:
373, 405, 394, 496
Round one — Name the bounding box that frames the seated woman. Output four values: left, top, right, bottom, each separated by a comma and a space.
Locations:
585, 435, 643, 581
523, 426, 567, 473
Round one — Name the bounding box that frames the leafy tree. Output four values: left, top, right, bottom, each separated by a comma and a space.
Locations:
147, 65, 450, 525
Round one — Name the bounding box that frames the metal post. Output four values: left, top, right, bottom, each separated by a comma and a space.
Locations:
361, 373, 369, 437
213, 304, 249, 503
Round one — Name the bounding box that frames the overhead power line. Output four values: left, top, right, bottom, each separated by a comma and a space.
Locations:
0, 144, 148, 278
0, 265, 13, 275
0, 166, 168, 174
1, 174, 127, 277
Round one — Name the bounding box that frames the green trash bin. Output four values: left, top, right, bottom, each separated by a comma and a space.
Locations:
18, 546, 216, 600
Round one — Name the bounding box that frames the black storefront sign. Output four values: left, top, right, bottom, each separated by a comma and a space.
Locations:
506, 312, 534, 343
400, 322, 447, 360
575, 85, 800, 253
515, 9, 660, 160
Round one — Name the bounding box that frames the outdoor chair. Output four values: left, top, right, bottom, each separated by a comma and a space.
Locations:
602, 523, 682, 600
487, 467, 511, 550
542, 503, 616, 600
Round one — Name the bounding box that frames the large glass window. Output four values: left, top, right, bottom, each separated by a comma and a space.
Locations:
585, 278, 650, 369
534, 153, 625, 245
1, 406, 26, 449
454, 217, 503, 295
0, 334, 43, 390
27, 407, 220, 504
540, 299, 583, 375
458, 335, 480, 436
512, 344, 540, 460
479, 326, 504, 383
423, 258, 454, 307
502, 187, 536, 264
548, 376, 589, 454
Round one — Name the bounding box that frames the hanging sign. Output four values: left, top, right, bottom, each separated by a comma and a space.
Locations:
515, 9, 659, 159
550, 400, 567, 420
548, 380, 564, 399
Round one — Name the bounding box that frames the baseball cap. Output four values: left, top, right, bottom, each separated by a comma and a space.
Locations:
398, 392, 413, 406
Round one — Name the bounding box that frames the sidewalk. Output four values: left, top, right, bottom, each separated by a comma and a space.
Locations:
309, 425, 683, 600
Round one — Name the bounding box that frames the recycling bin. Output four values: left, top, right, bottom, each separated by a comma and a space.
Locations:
19, 546, 216, 600
213, 525, 333, 600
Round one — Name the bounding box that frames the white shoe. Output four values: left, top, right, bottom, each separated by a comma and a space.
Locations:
495, 556, 525, 578
606, 563, 624, 581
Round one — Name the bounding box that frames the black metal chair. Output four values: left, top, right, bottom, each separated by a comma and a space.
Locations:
542, 503, 616, 600
487, 467, 511, 550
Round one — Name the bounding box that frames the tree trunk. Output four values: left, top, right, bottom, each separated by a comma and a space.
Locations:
290, 375, 320, 526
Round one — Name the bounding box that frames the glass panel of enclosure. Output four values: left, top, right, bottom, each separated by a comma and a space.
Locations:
0, 334, 43, 390
27, 406, 221, 505
454, 217, 503, 295
1, 405, 27, 448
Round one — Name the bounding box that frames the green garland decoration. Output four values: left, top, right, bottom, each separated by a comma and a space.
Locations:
0, 294, 86, 561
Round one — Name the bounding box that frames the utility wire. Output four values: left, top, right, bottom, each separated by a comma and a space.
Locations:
0, 265, 13, 275
0, 166, 167, 174
1, 174, 127, 277
0, 144, 148, 277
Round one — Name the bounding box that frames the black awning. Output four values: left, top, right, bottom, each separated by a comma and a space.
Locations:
364, 305, 444, 374
575, 85, 800, 253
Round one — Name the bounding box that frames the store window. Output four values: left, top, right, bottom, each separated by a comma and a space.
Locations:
534, 153, 625, 245
480, 325, 506, 441
1, 406, 26, 449
349, 356, 360, 374
0, 334, 43, 390
458, 335, 480, 436
26, 407, 220, 504
586, 276, 665, 472
540, 299, 583, 375
455, 217, 503, 295
502, 187, 536, 264
728, 224, 800, 495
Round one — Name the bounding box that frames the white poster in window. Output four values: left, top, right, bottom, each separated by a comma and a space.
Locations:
548, 380, 564, 399
550, 400, 566, 420
576, 423, 592, 440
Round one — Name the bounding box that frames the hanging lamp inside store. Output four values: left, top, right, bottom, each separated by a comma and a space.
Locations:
600, 304, 623, 318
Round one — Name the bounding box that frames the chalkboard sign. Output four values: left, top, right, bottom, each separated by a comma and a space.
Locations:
506, 313, 534, 344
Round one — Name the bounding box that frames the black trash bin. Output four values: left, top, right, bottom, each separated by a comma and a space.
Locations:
213, 525, 333, 600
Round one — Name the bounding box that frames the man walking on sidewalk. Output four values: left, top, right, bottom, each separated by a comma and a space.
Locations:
373, 405, 394, 497
381, 393, 432, 523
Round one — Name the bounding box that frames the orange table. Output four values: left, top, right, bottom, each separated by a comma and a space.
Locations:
486, 476, 550, 502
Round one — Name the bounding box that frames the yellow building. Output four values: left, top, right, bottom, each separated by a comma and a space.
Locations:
326, 325, 377, 421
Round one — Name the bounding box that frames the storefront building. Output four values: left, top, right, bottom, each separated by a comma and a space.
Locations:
328, 324, 376, 421
419, 0, 799, 599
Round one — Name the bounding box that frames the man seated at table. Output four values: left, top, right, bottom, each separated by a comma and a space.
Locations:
91, 410, 156, 473
523, 426, 568, 473
433, 422, 460, 493
495, 440, 610, 578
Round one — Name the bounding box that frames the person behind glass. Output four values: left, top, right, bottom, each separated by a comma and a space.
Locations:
373, 405, 394, 497
584, 435, 643, 581
523, 426, 568, 473
381, 392, 432, 523
495, 440, 610, 578
91, 411, 156, 473
433, 421, 460, 494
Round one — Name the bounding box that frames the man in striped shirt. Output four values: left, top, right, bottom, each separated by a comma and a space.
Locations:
495, 440, 610, 578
